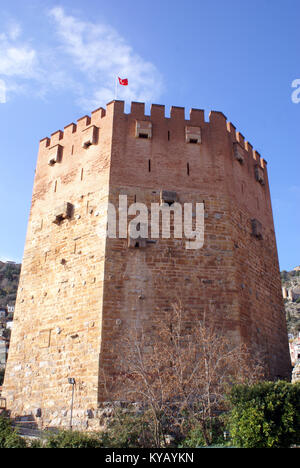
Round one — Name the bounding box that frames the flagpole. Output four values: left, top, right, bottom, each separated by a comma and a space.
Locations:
115, 76, 118, 100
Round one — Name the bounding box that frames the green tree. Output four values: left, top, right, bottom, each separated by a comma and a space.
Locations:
0, 417, 27, 448
228, 381, 300, 448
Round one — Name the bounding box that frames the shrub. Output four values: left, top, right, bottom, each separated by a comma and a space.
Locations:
0, 417, 27, 448
228, 381, 300, 448
180, 417, 227, 448
180, 425, 206, 447
106, 409, 154, 448
28, 438, 44, 448
45, 430, 107, 448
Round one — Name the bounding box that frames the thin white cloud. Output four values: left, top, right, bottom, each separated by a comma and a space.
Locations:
0, 23, 40, 103
48, 7, 164, 108
0, 8, 164, 109
0, 79, 6, 103
0, 20, 76, 103
0, 31, 37, 78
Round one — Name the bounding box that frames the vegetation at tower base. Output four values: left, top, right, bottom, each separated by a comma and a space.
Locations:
1, 380, 299, 448
0, 417, 26, 448
44, 430, 107, 448
227, 381, 300, 448
104, 303, 266, 448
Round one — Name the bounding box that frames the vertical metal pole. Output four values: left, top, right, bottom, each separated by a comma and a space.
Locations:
70, 383, 75, 431
115, 76, 118, 100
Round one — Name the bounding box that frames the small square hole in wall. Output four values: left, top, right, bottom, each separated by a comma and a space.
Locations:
128, 235, 147, 249
233, 143, 245, 164
185, 126, 201, 144
128, 238, 147, 248
136, 121, 152, 139
53, 202, 74, 224
255, 165, 265, 185
251, 219, 263, 239
161, 190, 178, 206
128, 222, 147, 249
82, 125, 98, 149
48, 145, 63, 166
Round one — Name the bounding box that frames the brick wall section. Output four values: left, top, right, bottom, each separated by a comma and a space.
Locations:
98, 102, 291, 394
3, 105, 113, 428
3, 100, 291, 429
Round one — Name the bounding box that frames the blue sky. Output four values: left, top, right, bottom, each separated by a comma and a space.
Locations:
0, 0, 299, 270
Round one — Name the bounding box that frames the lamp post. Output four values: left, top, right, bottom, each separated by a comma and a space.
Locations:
68, 378, 76, 430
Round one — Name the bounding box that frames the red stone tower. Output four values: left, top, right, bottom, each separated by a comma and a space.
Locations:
2, 101, 291, 429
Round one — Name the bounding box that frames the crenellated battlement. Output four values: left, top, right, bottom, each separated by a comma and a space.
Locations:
39, 100, 267, 169
226, 120, 266, 168
40, 106, 107, 149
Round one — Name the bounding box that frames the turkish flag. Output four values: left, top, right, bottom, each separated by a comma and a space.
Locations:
118, 77, 128, 86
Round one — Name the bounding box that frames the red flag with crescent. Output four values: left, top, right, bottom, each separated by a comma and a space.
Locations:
118, 77, 128, 86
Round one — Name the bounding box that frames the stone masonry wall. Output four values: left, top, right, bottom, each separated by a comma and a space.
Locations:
3, 105, 114, 429
97, 102, 291, 394
3, 100, 291, 430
